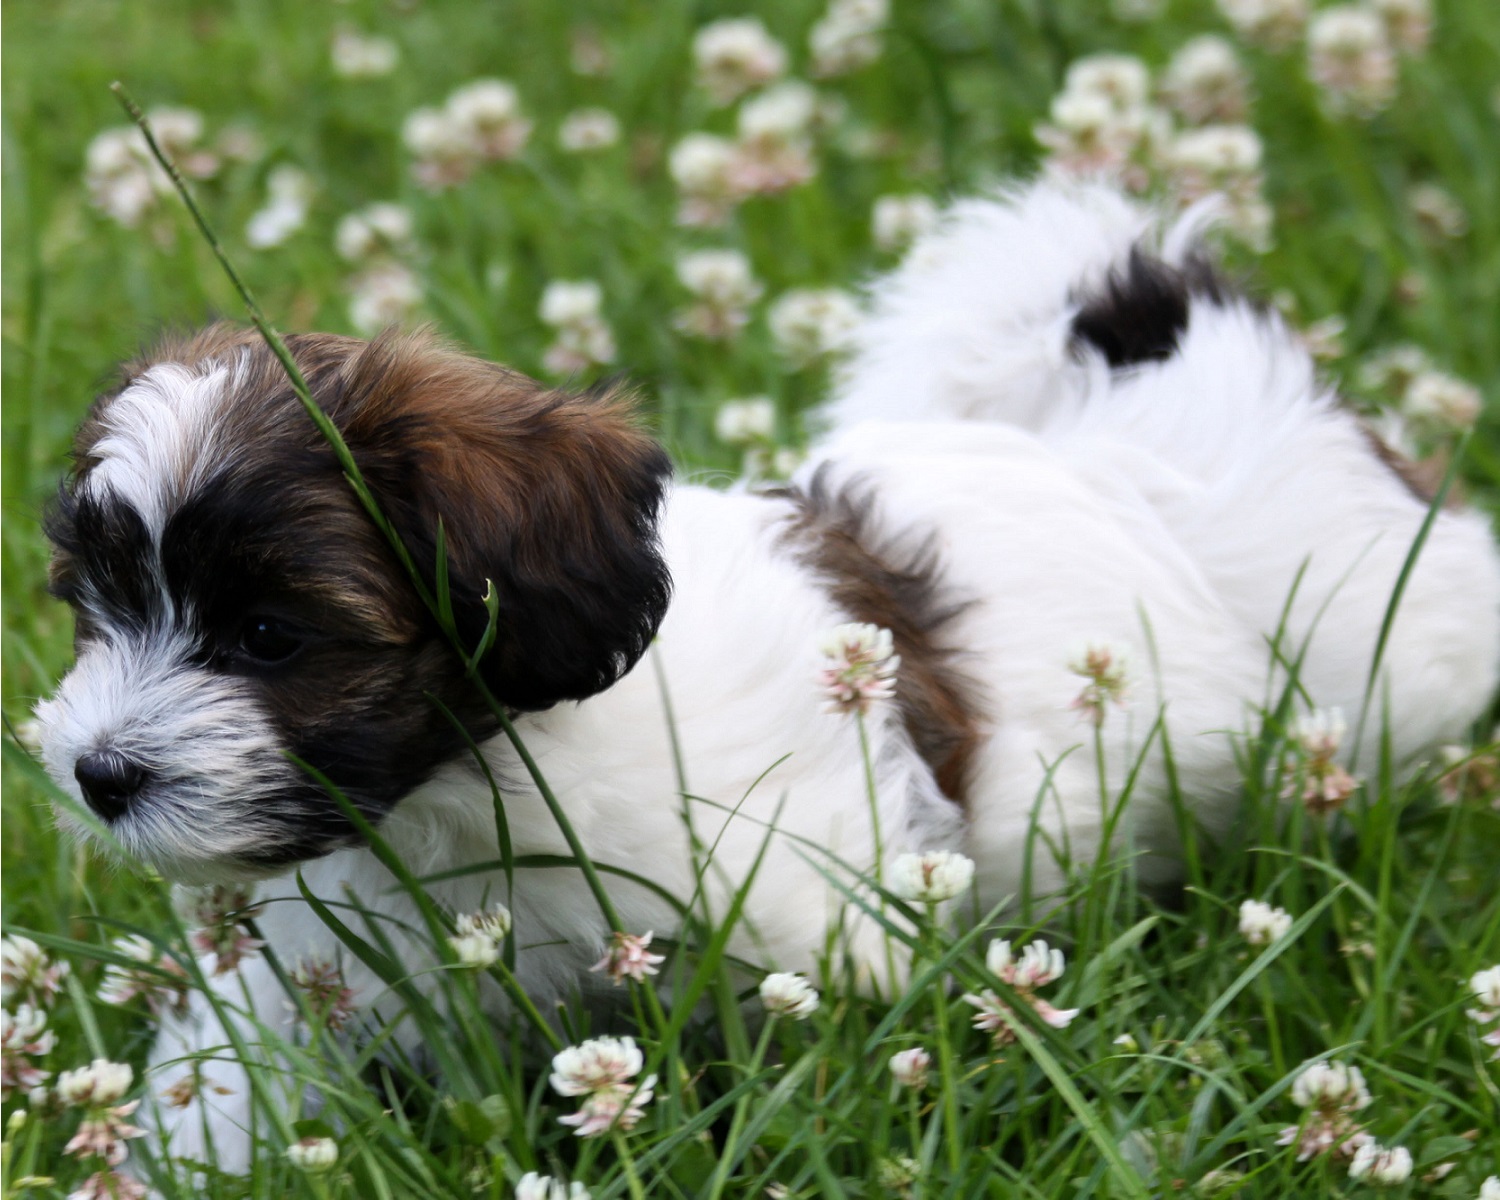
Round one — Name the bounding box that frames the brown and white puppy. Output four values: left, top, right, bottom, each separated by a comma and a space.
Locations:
34, 181, 1500, 1171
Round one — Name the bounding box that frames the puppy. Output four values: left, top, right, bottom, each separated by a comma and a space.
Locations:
36, 181, 1500, 1168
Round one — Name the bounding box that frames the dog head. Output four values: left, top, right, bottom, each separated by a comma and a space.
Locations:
35, 325, 672, 882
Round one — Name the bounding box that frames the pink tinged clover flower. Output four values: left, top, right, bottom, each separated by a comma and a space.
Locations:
97, 934, 190, 1018
817, 622, 898, 715
66, 1171, 148, 1200
2, 934, 70, 1007
182, 885, 265, 975
1, 1004, 56, 1099
889, 1047, 931, 1089
289, 959, 357, 1032
1285, 709, 1359, 815
964, 938, 1079, 1045
1067, 643, 1129, 726
549, 1036, 655, 1138
590, 931, 666, 986
1276, 1059, 1373, 1161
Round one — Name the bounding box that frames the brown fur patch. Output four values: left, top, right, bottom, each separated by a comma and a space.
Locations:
1360, 423, 1459, 509
772, 467, 985, 808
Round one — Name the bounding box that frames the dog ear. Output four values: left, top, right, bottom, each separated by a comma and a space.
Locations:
333, 331, 672, 711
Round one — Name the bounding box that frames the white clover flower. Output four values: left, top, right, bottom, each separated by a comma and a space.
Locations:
768, 287, 860, 369
693, 17, 787, 105
1238, 899, 1294, 946
330, 28, 399, 79
889, 851, 976, 903
1216, 0, 1309, 49
558, 108, 621, 153
286, 1136, 339, 1172
245, 165, 313, 249
1290, 1060, 1372, 1111
987, 938, 1068, 988
810, 0, 889, 78
543, 322, 617, 376
1308, 5, 1397, 118
817, 622, 899, 715
590, 931, 666, 986
1348, 1142, 1412, 1186
671, 133, 738, 195
1471, 965, 1500, 1009
1291, 708, 1347, 759
540, 280, 605, 326
1372, 0, 1432, 55
1358, 344, 1430, 398
447, 931, 499, 969
57, 1059, 133, 1107
1480, 1176, 1500, 1200
1065, 55, 1153, 113
335, 202, 414, 263
2, 935, 69, 1007
1162, 36, 1250, 124
454, 903, 513, 943
97, 934, 189, 1017
888, 1046, 930, 1089
1405, 371, 1481, 431
872, 194, 939, 253
738, 81, 821, 143
1169, 123, 1263, 177
348, 263, 423, 335
447, 79, 533, 161
84, 109, 216, 227
1408, 183, 1467, 240
402, 107, 477, 190
713, 397, 777, 446
550, 1036, 646, 1097
1, 1004, 56, 1099
517, 1173, 591, 1200
759, 972, 820, 1019
676, 249, 761, 306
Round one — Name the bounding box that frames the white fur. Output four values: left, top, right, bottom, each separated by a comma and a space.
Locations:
42, 180, 1500, 1168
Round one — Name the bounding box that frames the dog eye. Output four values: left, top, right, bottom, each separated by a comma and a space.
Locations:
237, 616, 304, 665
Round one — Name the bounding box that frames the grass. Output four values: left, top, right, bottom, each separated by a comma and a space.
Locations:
4, 0, 1500, 1196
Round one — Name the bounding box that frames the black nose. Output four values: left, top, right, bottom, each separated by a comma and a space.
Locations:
74, 751, 147, 821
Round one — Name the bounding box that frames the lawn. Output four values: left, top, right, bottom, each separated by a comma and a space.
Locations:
3, 0, 1499, 1196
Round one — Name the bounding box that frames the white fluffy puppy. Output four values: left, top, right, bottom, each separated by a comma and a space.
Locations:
36, 180, 1499, 1168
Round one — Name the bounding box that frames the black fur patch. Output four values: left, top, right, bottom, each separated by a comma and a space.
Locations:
1070, 247, 1234, 369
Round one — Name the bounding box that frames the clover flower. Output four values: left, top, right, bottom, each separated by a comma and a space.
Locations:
63, 1104, 146, 1167
1068, 643, 1130, 727
1285, 708, 1359, 814
348, 263, 423, 335
182, 885, 264, 975
1467, 965, 1500, 1060
1308, 6, 1397, 118
1276, 1059, 1373, 1160
517, 1173, 591, 1200
57, 1060, 134, 1109
590, 931, 666, 986
550, 1036, 656, 1138
693, 18, 787, 106
810, 0, 889, 79
336, 202, 416, 263
159, 1067, 232, 1110
1161, 36, 1250, 124
964, 938, 1079, 1045
1216, 0, 1309, 49
539, 280, 616, 375
1, 1004, 55, 1099
731, 82, 821, 198
770, 288, 861, 369
759, 972, 820, 1019
1405, 370, 1481, 432
2, 935, 69, 1008
559, 108, 621, 153
871, 194, 938, 253
1164, 123, 1270, 248
404, 79, 532, 190
669, 133, 741, 227
97, 934, 190, 1018
330, 27, 399, 79
817, 622, 899, 716
1348, 1142, 1413, 1186
888, 1047, 931, 1089
288, 959, 356, 1032
1238, 900, 1293, 946
714, 397, 777, 447
674, 249, 763, 340
83, 108, 219, 228
1481, 1177, 1500, 1200
65, 1171, 148, 1200
286, 1136, 339, 1173
1407, 183, 1467, 240
244, 164, 314, 250
889, 851, 976, 903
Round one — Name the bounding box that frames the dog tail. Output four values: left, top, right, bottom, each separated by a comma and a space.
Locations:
820, 177, 1240, 435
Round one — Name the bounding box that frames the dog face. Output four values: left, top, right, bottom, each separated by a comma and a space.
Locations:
36, 326, 672, 882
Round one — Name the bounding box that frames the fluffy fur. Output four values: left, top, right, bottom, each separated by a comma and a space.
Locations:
36, 180, 1500, 1169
